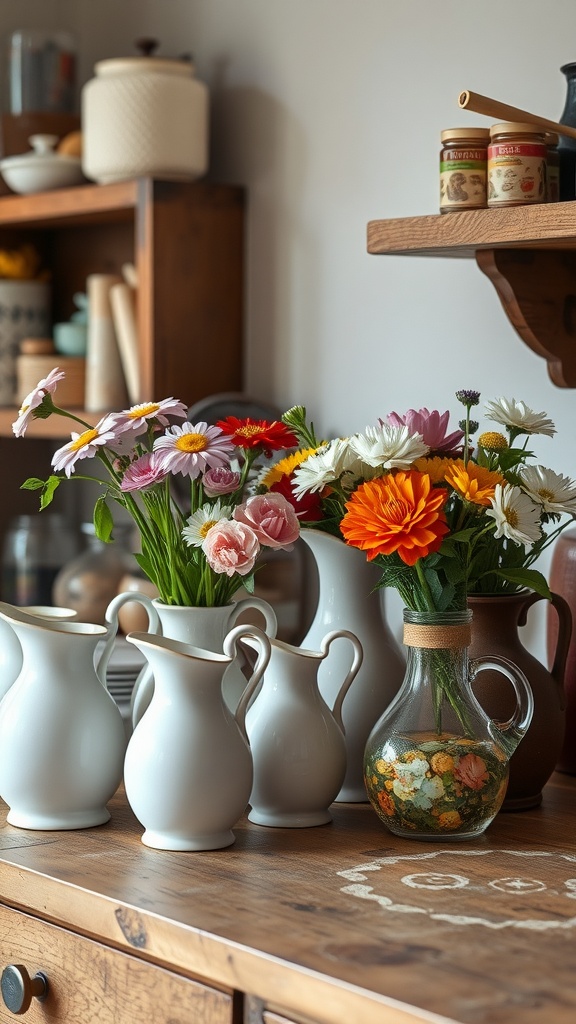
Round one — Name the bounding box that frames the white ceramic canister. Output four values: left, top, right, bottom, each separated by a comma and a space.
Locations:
81, 48, 209, 185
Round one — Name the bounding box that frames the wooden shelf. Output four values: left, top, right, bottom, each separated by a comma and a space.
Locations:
368, 202, 576, 387
0, 180, 140, 228
0, 407, 100, 439
0, 178, 245, 565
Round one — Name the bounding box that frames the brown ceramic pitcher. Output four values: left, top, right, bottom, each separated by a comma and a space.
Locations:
468, 591, 571, 811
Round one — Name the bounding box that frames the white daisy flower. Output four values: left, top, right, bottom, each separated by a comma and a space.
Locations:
182, 500, 233, 547
153, 421, 235, 478
484, 398, 556, 437
486, 483, 542, 550
348, 423, 428, 469
51, 414, 119, 478
519, 465, 576, 517
291, 438, 362, 498
12, 367, 65, 437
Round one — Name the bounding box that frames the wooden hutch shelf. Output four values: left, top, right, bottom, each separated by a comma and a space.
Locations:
368, 201, 576, 387
0, 177, 245, 557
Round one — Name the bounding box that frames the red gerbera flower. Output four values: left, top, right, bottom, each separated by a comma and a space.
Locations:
269, 474, 324, 521
216, 416, 298, 451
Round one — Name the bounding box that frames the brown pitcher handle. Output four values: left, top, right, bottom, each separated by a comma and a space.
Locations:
517, 590, 572, 706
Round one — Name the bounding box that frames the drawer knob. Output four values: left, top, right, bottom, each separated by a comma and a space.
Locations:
1, 965, 48, 1015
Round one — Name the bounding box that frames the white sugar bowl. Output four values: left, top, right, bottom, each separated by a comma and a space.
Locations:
81, 43, 209, 185
0, 134, 85, 193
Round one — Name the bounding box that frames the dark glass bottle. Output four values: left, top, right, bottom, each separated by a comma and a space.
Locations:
558, 63, 576, 200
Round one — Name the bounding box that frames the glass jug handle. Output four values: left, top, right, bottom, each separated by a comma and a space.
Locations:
469, 655, 534, 757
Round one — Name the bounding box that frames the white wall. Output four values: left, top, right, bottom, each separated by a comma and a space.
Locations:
8, 0, 576, 655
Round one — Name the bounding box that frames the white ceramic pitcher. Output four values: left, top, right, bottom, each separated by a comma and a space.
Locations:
124, 623, 271, 851
0, 602, 125, 829
0, 604, 77, 702
246, 630, 363, 827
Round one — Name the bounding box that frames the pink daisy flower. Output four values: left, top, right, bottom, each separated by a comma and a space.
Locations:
120, 451, 168, 492
12, 367, 65, 437
51, 415, 119, 478
152, 421, 235, 479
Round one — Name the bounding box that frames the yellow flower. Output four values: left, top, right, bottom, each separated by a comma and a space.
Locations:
412, 456, 455, 484
375, 758, 395, 775
438, 810, 463, 830
478, 431, 509, 452
444, 459, 504, 507
430, 751, 455, 775
259, 447, 318, 488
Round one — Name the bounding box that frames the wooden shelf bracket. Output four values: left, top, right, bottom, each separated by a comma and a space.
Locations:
476, 248, 576, 388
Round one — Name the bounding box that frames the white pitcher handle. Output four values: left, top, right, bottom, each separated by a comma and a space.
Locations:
223, 624, 272, 741
228, 596, 278, 639
320, 629, 364, 734
98, 592, 161, 686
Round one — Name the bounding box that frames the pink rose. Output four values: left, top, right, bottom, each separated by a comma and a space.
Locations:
203, 466, 241, 497
233, 493, 300, 549
454, 753, 489, 791
202, 520, 260, 577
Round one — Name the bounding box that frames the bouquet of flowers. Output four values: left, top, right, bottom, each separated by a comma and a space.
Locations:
13, 368, 301, 607
266, 391, 576, 612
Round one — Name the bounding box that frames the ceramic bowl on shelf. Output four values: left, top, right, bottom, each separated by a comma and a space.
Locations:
0, 134, 85, 194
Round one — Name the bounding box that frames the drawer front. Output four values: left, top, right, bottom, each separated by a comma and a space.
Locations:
0, 905, 232, 1024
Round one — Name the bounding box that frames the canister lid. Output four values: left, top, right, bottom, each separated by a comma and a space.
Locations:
94, 57, 193, 79
441, 127, 490, 143
94, 38, 194, 79
489, 122, 546, 138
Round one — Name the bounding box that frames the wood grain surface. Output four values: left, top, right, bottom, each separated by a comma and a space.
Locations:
367, 202, 576, 257
1, 777, 575, 1024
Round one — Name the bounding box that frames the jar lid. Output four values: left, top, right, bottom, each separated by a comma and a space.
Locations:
94, 56, 193, 79
489, 122, 546, 138
441, 127, 490, 143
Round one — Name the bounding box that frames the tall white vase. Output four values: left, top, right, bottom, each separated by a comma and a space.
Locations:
125, 596, 278, 724
0, 603, 125, 829
300, 529, 405, 802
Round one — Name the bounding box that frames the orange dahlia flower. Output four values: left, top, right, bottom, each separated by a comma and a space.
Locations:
340, 471, 449, 567
444, 460, 504, 507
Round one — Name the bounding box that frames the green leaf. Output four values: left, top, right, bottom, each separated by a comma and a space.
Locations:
242, 573, 255, 594
20, 477, 45, 491
39, 476, 61, 509
93, 497, 114, 542
493, 568, 552, 600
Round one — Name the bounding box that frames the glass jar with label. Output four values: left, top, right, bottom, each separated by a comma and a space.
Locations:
488, 122, 547, 208
440, 127, 490, 213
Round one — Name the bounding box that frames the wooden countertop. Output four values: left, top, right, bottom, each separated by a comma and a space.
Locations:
1, 775, 575, 1024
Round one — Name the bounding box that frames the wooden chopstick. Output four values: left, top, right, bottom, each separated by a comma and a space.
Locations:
458, 89, 576, 141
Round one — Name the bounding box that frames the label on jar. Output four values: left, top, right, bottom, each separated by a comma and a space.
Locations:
440, 147, 487, 210
488, 142, 547, 206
